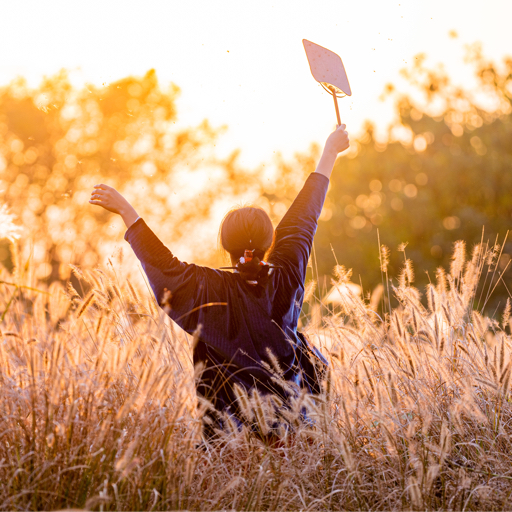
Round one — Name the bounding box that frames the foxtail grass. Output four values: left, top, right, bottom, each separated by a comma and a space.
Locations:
1, 240, 512, 510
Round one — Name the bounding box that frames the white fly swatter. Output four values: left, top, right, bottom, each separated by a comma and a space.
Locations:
303, 39, 352, 125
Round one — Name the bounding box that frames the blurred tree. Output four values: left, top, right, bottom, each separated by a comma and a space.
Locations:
1, 49, 511, 314
0, 70, 260, 281
305, 50, 512, 313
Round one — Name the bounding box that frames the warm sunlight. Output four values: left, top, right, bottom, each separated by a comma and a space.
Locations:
1, 1, 512, 509
1, 0, 510, 165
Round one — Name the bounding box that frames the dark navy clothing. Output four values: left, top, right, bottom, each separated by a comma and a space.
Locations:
124, 172, 329, 422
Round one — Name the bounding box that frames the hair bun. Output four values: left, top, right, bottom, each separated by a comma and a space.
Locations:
236, 256, 271, 285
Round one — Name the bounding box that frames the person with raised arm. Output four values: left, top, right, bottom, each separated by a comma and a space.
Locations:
90, 124, 350, 438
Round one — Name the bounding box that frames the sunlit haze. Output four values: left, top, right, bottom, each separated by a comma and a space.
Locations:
2, 6, 512, 500
1, 0, 510, 166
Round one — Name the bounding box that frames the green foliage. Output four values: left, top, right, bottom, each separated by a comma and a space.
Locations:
0, 70, 259, 280
0, 49, 511, 315
311, 53, 512, 312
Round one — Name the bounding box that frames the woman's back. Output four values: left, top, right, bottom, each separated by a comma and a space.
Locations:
123, 173, 329, 423
91, 124, 350, 431
124, 174, 328, 362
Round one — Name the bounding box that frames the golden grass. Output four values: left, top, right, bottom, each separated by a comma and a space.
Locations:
2, 241, 512, 511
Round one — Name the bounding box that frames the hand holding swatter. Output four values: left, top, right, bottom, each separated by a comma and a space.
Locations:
303, 39, 352, 125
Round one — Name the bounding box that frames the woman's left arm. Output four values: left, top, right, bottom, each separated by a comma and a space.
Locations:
125, 221, 230, 333
89, 183, 193, 277
89, 184, 140, 229
89, 184, 228, 333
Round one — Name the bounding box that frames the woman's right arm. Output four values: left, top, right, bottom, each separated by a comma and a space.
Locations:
315, 124, 349, 179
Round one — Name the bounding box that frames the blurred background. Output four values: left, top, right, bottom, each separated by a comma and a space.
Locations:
0, 0, 511, 314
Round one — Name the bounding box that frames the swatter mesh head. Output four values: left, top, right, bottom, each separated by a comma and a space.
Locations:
303, 39, 352, 97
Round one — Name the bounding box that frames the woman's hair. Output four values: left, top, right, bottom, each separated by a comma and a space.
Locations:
219, 206, 274, 283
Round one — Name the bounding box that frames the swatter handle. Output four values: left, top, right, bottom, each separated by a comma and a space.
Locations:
333, 92, 341, 126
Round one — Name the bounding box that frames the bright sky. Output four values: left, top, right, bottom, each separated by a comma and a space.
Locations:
1, 0, 510, 167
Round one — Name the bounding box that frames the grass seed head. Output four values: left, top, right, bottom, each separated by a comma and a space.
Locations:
427, 284, 437, 313
380, 244, 390, 273
436, 267, 447, 293
0, 204, 22, 242
76, 291, 96, 319
333, 265, 353, 283
503, 298, 511, 329
450, 240, 466, 279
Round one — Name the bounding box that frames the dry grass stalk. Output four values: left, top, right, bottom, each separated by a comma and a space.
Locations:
1, 243, 512, 510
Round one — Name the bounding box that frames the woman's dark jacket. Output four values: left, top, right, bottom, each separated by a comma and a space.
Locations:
125, 172, 329, 421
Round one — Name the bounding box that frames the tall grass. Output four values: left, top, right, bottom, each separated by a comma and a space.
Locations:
1, 240, 512, 510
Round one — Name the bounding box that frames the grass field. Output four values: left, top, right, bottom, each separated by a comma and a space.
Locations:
1, 239, 512, 511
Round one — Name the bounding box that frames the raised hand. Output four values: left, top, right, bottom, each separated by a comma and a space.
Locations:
89, 184, 140, 228
325, 124, 350, 154
315, 125, 350, 179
